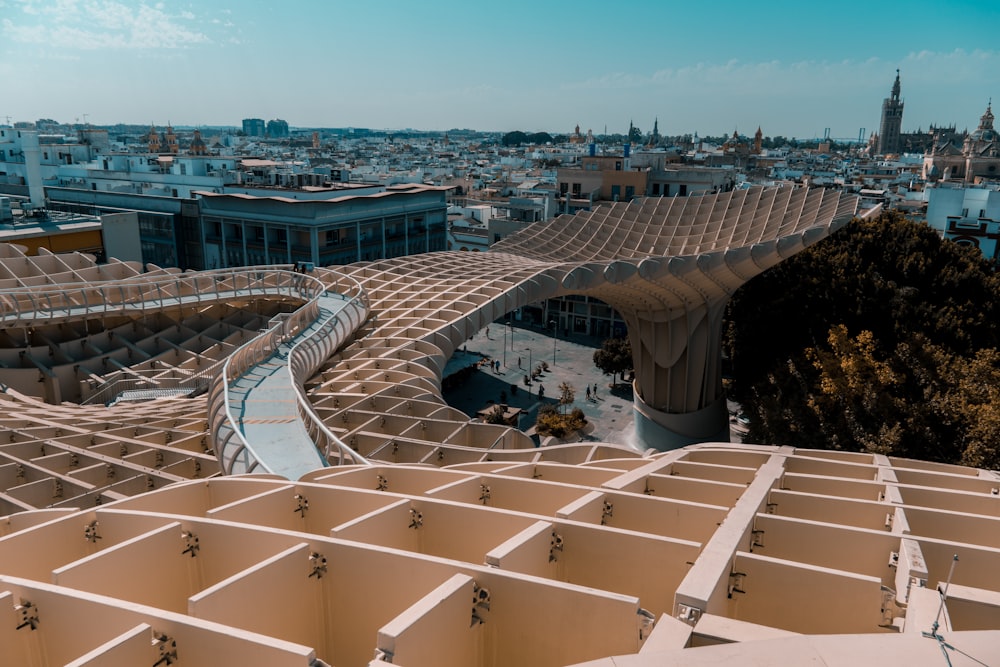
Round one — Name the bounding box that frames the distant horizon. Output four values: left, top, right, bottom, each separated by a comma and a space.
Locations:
3, 0, 998, 139
14, 120, 883, 144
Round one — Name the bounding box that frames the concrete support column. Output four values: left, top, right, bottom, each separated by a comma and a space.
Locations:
634, 391, 730, 451
623, 302, 729, 451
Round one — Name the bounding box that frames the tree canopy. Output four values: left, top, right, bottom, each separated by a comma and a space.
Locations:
724, 211, 1000, 468
501, 131, 554, 146
593, 337, 633, 385
558, 382, 575, 414
627, 124, 643, 144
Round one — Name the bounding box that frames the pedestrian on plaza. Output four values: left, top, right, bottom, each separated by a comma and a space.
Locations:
585, 386, 591, 401
517, 357, 521, 368
593, 382, 599, 398
486, 326, 490, 338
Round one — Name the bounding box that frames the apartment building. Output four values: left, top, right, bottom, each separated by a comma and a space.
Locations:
925, 183, 1000, 258
197, 184, 449, 268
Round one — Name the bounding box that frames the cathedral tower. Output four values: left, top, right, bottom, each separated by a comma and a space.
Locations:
877, 70, 904, 155
147, 124, 160, 153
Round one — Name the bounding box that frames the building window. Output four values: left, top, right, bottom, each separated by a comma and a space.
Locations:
679, 184, 687, 196
625, 186, 634, 199
559, 182, 568, 195
652, 183, 660, 195
615, 161, 622, 171
572, 183, 581, 196
611, 185, 621, 200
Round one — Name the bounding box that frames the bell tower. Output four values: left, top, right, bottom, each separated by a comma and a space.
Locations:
147, 124, 160, 153
877, 70, 904, 155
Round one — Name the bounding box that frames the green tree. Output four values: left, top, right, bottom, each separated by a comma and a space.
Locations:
628, 123, 642, 145
526, 132, 554, 144
558, 382, 575, 415
502, 131, 528, 146
535, 404, 587, 438
536, 404, 568, 437
593, 337, 633, 386
725, 212, 1000, 466
484, 404, 507, 425
938, 348, 1000, 469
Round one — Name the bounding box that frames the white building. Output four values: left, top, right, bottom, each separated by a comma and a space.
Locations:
925, 184, 1000, 259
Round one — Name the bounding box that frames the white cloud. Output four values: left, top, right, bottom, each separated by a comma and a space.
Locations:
560, 51, 1000, 96
2, 0, 211, 49
545, 50, 1000, 138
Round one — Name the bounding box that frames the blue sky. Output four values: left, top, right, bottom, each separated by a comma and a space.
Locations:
2, 0, 999, 138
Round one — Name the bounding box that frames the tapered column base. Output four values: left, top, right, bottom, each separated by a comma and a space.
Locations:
633, 389, 730, 452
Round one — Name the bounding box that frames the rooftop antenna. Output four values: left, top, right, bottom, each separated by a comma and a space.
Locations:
921, 555, 988, 667
924, 554, 957, 643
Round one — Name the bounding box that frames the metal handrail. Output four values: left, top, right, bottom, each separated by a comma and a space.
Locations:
0, 265, 325, 326
80, 375, 161, 407
63, 266, 325, 405
214, 267, 370, 475
0, 263, 371, 475
215, 284, 323, 475
285, 298, 370, 466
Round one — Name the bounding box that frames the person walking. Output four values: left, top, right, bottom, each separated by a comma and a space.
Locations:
593, 382, 599, 398
585, 386, 591, 401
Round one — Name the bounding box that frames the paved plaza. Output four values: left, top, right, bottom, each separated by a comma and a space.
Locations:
442, 322, 641, 448
443, 322, 747, 449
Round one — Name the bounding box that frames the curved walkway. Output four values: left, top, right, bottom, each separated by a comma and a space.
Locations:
1, 262, 374, 480
226, 292, 364, 479
207, 269, 370, 478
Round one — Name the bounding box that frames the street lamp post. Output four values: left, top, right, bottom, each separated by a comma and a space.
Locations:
525, 348, 532, 376
508, 318, 513, 351
549, 319, 557, 366
502, 322, 507, 367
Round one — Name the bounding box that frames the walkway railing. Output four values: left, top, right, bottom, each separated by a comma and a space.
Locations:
286, 301, 370, 466
207, 267, 371, 477
55, 266, 320, 405
0, 263, 371, 476
0, 265, 314, 326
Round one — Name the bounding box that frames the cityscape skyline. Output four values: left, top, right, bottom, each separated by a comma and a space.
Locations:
2, 0, 1000, 139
